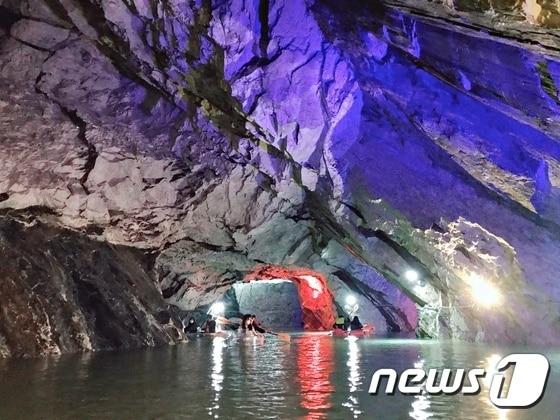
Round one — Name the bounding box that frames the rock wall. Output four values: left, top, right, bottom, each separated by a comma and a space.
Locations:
1, 0, 560, 352
0, 214, 183, 358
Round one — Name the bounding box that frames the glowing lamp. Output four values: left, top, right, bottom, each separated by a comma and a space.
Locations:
346, 295, 357, 306
404, 269, 419, 282
209, 301, 225, 315
468, 274, 501, 307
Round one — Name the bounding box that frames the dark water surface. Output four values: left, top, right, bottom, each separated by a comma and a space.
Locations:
0, 334, 558, 419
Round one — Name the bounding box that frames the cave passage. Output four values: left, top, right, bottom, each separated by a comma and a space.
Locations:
245, 265, 336, 330
233, 280, 303, 329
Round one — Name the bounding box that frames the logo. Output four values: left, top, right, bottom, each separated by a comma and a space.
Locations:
368, 353, 550, 408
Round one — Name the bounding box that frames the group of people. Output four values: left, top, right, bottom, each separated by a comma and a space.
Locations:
183, 313, 269, 336
183, 315, 216, 334
333, 315, 363, 331
184, 311, 364, 336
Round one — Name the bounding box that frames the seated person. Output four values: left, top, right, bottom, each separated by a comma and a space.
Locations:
333, 315, 346, 330
239, 314, 257, 335
251, 315, 266, 334
184, 317, 198, 333
240, 314, 252, 333
202, 315, 217, 333
350, 316, 363, 331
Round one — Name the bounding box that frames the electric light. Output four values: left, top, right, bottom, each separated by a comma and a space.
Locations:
346, 295, 357, 306
468, 273, 502, 307
209, 301, 225, 315
405, 269, 419, 282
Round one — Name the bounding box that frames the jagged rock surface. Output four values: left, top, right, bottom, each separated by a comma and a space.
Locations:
0, 215, 183, 358
1, 0, 560, 356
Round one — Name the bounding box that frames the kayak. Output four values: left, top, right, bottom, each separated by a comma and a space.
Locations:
331, 324, 375, 338
185, 331, 230, 339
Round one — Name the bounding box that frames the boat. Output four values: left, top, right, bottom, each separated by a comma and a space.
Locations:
185, 331, 231, 339
331, 324, 375, 338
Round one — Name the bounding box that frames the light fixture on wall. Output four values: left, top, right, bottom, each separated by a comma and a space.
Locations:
209, 301, 225, 316
344, 294, 359, 318
404, 269, 419, 282
346, 295, 357, 306
468, 273, 501, 307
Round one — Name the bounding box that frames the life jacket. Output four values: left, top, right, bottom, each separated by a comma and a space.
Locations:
335, 316, 346, 328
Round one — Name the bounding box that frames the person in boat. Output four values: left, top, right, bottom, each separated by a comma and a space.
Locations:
240, 314, 253, 333
251, 315, 266, 334
239, 314, 262, 336
333, 315, 346, 330
202, 315, 217, 333
349, 316, 363, 331
184, 316, 198, 334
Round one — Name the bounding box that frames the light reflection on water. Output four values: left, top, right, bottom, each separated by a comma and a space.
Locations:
297, 334, 334, 419
0, 335, 557, 419
342, 336, 362, 419
410, 358, 432, 420
208, 337, 225, 418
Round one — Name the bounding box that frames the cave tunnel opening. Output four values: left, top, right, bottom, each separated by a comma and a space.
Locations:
232, 280, 304, 329
234, 265, 337, 331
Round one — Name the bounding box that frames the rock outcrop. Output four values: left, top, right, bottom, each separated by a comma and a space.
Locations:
0, 214, 183, 358
1, 0, 560, 355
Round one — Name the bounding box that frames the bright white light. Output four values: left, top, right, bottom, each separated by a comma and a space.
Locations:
468, 274, 502, 307
405, 269, 419, 282
209, 301, 225, 315
346, 295, 357, 306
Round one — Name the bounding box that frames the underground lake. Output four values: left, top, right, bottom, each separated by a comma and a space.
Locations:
0, 335, 558, 419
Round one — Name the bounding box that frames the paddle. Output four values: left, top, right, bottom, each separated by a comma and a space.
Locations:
215, 315, 240, 327
265, 330, 291, 342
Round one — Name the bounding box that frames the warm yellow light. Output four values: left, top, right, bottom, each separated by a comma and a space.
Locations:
468, 273, 502, 306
